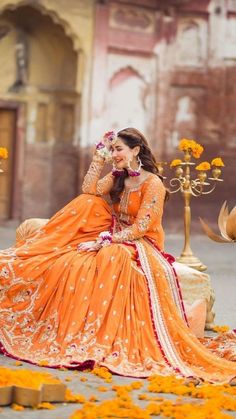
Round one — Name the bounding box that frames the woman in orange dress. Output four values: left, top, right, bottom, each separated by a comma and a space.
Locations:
0, 127, 235, 382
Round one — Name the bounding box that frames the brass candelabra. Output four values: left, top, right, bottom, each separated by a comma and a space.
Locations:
159, 140, 224, 271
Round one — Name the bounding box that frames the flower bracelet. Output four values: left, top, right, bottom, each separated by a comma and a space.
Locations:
98, 231, 112, 247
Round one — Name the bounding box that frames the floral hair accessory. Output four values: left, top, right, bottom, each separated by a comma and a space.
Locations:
103, 131, 117, 142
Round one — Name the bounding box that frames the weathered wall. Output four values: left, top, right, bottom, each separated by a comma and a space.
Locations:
0, 0, 94, 220
90, 0, 236, 230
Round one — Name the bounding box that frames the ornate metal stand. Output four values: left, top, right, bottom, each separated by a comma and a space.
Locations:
159, 145, 223, 271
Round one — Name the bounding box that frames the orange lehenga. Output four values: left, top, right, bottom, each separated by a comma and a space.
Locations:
0, 155, 236, 382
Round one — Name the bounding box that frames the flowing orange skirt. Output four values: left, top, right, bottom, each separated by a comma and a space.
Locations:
0, 194, 235, 381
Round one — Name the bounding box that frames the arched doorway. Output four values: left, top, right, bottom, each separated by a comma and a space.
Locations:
0, 3, 80, 220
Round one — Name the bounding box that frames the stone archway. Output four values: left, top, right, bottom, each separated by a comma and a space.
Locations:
107, 66, 149, 134
0, 3, 81, 220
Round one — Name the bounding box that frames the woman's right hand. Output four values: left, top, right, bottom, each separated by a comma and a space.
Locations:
77, 240, 102, 252
94, 131, 115, 162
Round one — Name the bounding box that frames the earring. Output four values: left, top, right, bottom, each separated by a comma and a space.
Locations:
111, 162, 125, 177
127, 156, 143, 177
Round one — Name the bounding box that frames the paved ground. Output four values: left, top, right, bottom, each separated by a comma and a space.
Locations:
0, 226, 235, 418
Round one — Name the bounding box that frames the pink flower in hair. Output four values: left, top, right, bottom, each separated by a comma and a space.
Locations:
96, 141, 105, 150
104, 131, 116, 141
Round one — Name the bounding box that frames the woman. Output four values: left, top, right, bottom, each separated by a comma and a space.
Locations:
0, 128, 235, 382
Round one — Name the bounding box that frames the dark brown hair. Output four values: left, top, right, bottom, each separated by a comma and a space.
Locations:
110, 127, 169, 203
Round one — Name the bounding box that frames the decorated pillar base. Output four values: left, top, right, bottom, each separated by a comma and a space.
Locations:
174, 261, 215, 330
176, 254, 207, 272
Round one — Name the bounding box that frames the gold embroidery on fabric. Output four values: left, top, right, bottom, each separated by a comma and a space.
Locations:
113, 176, 165, 242
82, 156, 113, 196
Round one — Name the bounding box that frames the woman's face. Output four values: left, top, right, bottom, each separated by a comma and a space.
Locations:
110, 138, 139, 169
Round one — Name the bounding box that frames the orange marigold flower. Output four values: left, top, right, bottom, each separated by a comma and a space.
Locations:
0, 147, 8, 159
92, 366, 112, 381
138, 393, 148, 400
178, 138, 194, 151
170, 159, 182, 167
146, 402, 161, 415
36, 402, 56, 410
192, 143, 204, 158
0, 367, 62, 389
211, 157, 225, 167
65, 389, 86, 403
79, 377, 87, 382
178, 138, 204, 158
38, 360, 49, 366
212, 325, 230, 333
89, 395, 99, 402
97, 385, 108, 392
14, 361, 22, 366
11, 403, 25, 411
196, 161, 211, 171
130, 381, 143, 390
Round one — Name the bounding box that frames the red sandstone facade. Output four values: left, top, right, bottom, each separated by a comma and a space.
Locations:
0, 0, 236, 226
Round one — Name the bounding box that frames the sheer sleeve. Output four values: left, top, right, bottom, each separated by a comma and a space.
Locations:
82, 154, 114, 196
112, 176, 166, 243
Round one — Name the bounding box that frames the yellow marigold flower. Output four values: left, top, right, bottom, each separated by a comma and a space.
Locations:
178, 138, 193, 151
14, 361, 22, 366
36, 402, 55, 410
38, 360, 49, 366
130, 381, 143, 390
11, 404, 25, 411
89, 395, 99, 402
97, 385, 108, 392
0, 367, 62, 389
138, 393, 148, 400
65, 389, 86, 403
192, 143, 204, 158
178, 138, 204, 158
0, 147, 8, 159
146, 402, 161, 415
92, 366, 112, 381
212, 325, 230, 333
170, 159, 182, 167
196, 161, 211, 171
211, 157, 225, 167
65, 377, 72, 382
